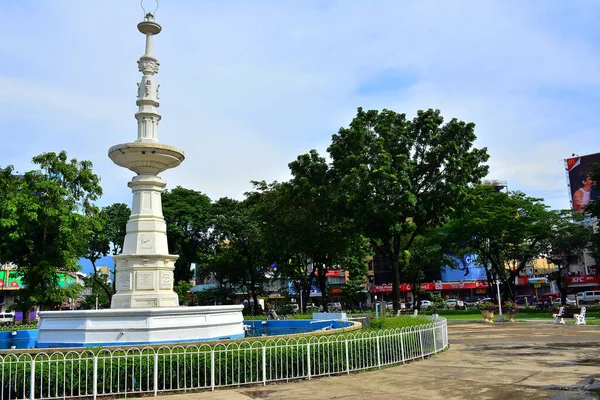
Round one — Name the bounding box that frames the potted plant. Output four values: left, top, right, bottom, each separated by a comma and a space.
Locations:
477, 301, 497, 323
503, 301, 518, 321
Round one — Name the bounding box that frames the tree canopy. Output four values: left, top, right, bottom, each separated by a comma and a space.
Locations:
0, 151, 102, 317
327, 108, 489, 310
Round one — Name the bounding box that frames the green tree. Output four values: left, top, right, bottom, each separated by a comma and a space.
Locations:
546, 213, 594, 305
173, 280, 193, 305
83, 203, 130, 303
81, 273, 111, 309
328, 108, 489, 310
212, 197, 269, 315
0, 151, 102, 319
441, 188, 579, 300
162, 187, 213, 283
340, 235, 372, 309
248, 180, 318, 313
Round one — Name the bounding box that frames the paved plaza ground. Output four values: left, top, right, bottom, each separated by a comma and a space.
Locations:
156, 321, 600, 400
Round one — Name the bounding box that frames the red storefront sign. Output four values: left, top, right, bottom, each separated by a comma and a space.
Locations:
371, 281, 489, 293
516, 276, 528, 286
565, 275, 600, 285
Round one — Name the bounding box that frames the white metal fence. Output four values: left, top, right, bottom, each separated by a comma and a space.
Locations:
1, 318, 448, 399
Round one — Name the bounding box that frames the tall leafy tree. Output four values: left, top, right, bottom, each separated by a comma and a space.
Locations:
212, 197, 269, 315
441, 188, 581, 300
84, 202, 130, 303
546, 213, 594, 305
339, 235, 372, 309
162, 187, 213, 283
328, 108, 489, 310
0, 151, 102, 317
249, 180, 319, 313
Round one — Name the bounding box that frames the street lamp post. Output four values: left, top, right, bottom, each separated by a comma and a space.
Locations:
495, 279, 504, 322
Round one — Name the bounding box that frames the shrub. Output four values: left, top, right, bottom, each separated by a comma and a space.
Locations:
477, 301, 498, 311
369, 316, 431, 330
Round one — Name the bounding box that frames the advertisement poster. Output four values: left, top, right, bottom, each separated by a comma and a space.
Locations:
441, 254, 488, 282
565, 153, 600, 213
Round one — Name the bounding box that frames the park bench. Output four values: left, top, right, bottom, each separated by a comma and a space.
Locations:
552, 306, 586, 325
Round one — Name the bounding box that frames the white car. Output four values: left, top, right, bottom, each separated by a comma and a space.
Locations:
445, 298, 465, 309
552, 295, 576, 306
419, 300, 432, 309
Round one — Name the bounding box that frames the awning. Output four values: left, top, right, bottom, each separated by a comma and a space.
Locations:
190, 284, 218, 293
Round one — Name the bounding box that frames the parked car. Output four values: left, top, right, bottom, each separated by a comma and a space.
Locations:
579, 290, 600, 304
552, 295, 576, 306
419, 300, 432, 310
536, 292, 561, 308
327, 302, 342, 311
515, 295, 535, 306
0, 312, 15, 325
464, 296, 484, 307
445, 298, 466, 309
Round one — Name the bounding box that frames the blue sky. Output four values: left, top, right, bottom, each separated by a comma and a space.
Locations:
2, 1, 600, 272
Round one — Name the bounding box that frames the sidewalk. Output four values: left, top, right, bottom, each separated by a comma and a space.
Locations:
155, 322, 600, 400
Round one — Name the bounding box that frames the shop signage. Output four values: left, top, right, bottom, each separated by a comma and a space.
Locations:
371, 280, 489, 293
565, 275, 600, 285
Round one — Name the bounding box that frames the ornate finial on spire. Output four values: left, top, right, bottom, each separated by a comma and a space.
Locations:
134, 4, 162, 143
141, 0, 159, 18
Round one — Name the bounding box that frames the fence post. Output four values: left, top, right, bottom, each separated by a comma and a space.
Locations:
210, 350, 215, 391
92, 356, 98, 400
153, 352, 159, 396
345, 338, 350, 374
376, 336, 381, 368
432, 325, 437, 354
400, 331, 405, 363
445, 321, 448, 348
419, 329, 424, 359
262, 346, 267, 386
29, 358, 35, 400
307, 342, 311, 380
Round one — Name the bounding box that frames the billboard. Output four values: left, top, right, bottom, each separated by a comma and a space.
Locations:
565, 153, 600, 213
441, 254, 488, 282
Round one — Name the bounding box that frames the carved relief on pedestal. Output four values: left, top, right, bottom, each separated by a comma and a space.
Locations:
160, 271, 172, 290
117, 273, 132, 291
139, 233, 154, 254
144, 80, 152, 97
136, 271, 154, 290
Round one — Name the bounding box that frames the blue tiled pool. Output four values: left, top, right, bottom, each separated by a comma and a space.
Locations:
0, 329, 38, 349
244, 319, 352, 337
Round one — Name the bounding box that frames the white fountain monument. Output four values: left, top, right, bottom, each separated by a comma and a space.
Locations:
36, 12, 244, 348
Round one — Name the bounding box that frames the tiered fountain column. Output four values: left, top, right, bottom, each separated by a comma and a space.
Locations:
36, 11, 244, 348
108, 13, 184, 309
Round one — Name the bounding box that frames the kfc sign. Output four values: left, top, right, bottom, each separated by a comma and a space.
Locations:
565, 275, 600, 285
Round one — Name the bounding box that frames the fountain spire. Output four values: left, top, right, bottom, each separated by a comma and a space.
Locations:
135, 12, 162, 143
36, 6, 244, 348
108, 11, 185, 309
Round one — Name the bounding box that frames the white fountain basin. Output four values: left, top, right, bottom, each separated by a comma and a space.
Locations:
36, 305, 244, 348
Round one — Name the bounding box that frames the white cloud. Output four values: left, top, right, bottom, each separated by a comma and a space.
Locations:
1, 0, 599, 212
